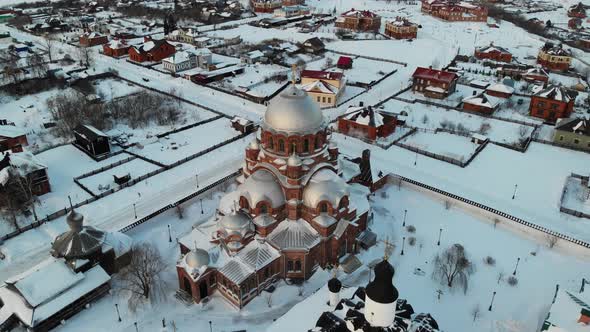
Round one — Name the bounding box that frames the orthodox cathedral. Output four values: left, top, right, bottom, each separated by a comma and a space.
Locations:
176, 84, 373, 308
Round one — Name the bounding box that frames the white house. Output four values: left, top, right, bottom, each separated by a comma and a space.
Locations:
162, 50, 198, 73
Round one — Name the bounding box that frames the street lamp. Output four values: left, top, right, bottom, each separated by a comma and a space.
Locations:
437, 228, 443, 246
581, 278, 587, 293
402, 209, 407, 227
401, 237, 405, 256
414, 152, 418, 166
488, 291, 496, 311
200, 199, 204, 214
168, 224, 172, 243
115, 303, 121, 322
196, 172, 199, 189
512, 184, 518, 200
133, 203, 137, 219
512, 257, 520, 276
209, 321, 212, 332
134, 322, 138, 332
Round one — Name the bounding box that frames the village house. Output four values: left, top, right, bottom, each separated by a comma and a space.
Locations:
0, 210, 131, 331
299, 70, 346, 108
274, 5, 310, 17
79, 31, 107, 47
384, 17, 418, 39
522, 67, 549, 83
176, 85, 371, 308
73, 124, 110, 159
553, 118, 590, 151
568, 2, 587, 18
167, 28, 200, 44
411, 67, 458, 99
0, 124, 28, 153
529, 84, 577, 123
163, 50, 198, 73
302, 37, 325, 54
474, 43, 512, 63
231, 116, 255, 134
485, 82, 514, 98
421, 0, 488, 22
462, 91, 501, 114
240, 50, 265, 64
128, 37, 176, 63
0, 151, 50, 195
537, 43, 572, 71
335, 9, 381, 32
250, 0, 282, 13
102, 38, 130, 57
338, 105, 398, 141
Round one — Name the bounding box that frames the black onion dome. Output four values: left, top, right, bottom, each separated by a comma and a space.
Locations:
328, 276, 342, 293
366, 259, 398, 304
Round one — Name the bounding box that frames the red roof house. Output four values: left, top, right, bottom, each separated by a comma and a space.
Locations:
79, 32, 108, 47
128, 37, 176, 63
103, 38, 130, 57
529, 84, 577, 123
411, 67, 458, 99
474, 43, 512, 63
336, 56, 353, 69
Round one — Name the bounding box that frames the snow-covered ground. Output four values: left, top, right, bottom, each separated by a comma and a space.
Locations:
77, 157, 161, 195
399, 130, 481, 162
561, 176, 590, 216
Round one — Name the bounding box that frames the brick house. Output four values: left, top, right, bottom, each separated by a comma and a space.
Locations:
128, 37, 176, 63
338, 105, 398, 141
462, 92, 501, 114
568, 2, 587, 18
175, 85, 371, 308
522, 67, 549, 83
553, 118, 590, 151
299, 70, 346, 107
335, 9, 381, 32
384, 17, 418, 39
421, 0, 487, 22
0, 151, 50, 195
79, 31, 108, 47
580, 39, 590, 49
250, 0, 282, 13
0, 125, 28, 153
474, 43, 512, 63
411, 67, 458, 99
102, 38, 130, 57
485, 82, 514, 98
537, 43, 572, 72
529, 84, 577, 123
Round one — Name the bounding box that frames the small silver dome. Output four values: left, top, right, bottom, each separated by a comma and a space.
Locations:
303, 169, 349, 208
184, 249, 210, 269
263, 85, 325, 134
67, 210, 84, 232
239, 170, 285, 208
219, 211, 254, 238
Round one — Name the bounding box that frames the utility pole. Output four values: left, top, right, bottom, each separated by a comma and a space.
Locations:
488, 291, 496, 311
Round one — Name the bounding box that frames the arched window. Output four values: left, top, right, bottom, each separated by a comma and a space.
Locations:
264, 268, 270, 279
303, 139, 309, 152
259, 204, 268, 214
287, 261, 294, 271
278, 139, 285, 152
315, 136, 322, 149
291, 142, 297, 154
268, 136, 274, 149
295, 260, 302, 271
319, 202, 328, 213
338, 197, 348, 209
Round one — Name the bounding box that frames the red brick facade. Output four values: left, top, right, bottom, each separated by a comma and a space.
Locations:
128, 38, 176, 63
0, 135, 27, 153
474, 45, 512, 63
529, 87, 575, 123
412, 67, 458, 99
79, 33, 108, 47
421, 0, 487, 22
338, 109, 398, 141
384, 17, 418, 39
335, 9, 381, 32
103, 40, 130, 57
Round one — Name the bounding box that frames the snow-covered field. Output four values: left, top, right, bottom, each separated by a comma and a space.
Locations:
399, 130, 481, 162
77, 157, 161, 195
561, 176, 590, 217
129, 118, 240, 165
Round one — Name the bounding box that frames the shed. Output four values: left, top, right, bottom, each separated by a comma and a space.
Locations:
337, 56, 353, 69
73, 125, 110, 158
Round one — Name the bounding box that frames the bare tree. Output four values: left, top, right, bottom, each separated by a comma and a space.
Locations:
27, 53, 47, 78
40, 34, 57, 62
493, 218, 501, 228
3, 53, 21, 84
0, 164, 40, 226
507, 275, 518, 286
545, 234, 559, 249
118, 243, 167, 311
175, 204, 184, 219
77, 46, 94, 67
432, 243, 475, 294
496, 271, 504, 284
444, 200, 452, 210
